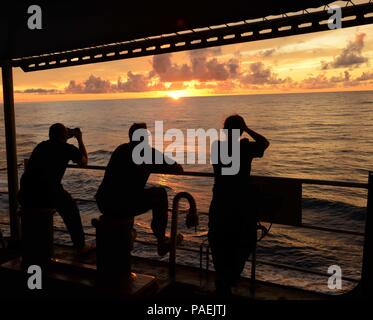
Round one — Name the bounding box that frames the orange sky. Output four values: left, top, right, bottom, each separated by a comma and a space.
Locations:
4, 23, 373, 103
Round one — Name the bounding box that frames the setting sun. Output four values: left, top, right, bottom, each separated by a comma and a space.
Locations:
167, 90, 186, 100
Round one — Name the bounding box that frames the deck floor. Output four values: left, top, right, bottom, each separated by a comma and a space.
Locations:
48, 244, 328, 300
0, 242, 334, 301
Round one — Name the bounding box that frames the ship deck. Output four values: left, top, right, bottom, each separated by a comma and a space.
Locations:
0, 243, 331, 301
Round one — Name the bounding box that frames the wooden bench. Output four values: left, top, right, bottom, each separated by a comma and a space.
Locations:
19, 207, 56, 267
91, 215, 160, 296
91, 215, 135, 278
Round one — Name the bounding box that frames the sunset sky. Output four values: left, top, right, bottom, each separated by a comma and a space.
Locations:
6, 23, 373, 102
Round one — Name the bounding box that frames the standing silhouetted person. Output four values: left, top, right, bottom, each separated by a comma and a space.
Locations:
209, 115, 270, 295
18, 123, 89, 252
95, 123, 183, 256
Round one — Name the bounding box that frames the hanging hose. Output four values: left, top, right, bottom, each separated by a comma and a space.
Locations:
169, 192, 198, 277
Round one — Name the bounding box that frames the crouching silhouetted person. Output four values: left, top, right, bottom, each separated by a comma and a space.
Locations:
209, 115, 270, 295
18, 123, 89, 253
95, 123, 183, 256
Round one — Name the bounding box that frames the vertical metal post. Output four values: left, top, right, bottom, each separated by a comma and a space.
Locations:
169, 192, 197, 278
169, 203, 178, 278
2, 63, 20, 242
361, 172, 373, 296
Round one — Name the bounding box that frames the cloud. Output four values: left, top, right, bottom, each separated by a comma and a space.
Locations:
15, 43, 373, 96
240, 62, 289, 85
300, 74, 336, 89
194, 80, 237, 92
298, 70, 363, 89
64, 73, 169, 94
15, 88, 61, 94
151, 50, 240, 82
65, 80, 84, 93
322, 33, 368, 69
65, 75, 112, 93
152, 54, 193, 82
116, 72, 154, 92
356, 71, 373, 81
259, 48, 276, 57
329, 71, 351, 83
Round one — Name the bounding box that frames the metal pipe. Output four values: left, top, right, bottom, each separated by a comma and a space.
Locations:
66, 164, 369, 189
0, 194, 367, 237
300, 223, 364, 237
361, 171, 373, 296
1, 64, 19, 242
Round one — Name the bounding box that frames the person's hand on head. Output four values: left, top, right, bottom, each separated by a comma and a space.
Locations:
74, 128, 83, 141
237, 116, 248, 132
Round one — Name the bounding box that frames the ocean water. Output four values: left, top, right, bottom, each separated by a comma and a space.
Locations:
1, 91, 372, 294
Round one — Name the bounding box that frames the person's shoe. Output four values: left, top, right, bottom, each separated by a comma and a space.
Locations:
157, 234, 184, 256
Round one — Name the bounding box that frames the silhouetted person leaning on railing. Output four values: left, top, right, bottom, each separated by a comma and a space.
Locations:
209, 115, 270, 296
18, 123, 90, 253
95, 123, 183, 256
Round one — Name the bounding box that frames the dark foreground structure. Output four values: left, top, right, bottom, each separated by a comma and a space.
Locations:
1, 0, 373, 302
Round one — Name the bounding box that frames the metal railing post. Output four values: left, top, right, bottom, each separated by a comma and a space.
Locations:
169, 199, 179, 278
361, 172, 373, 296
2, 63, 20, 242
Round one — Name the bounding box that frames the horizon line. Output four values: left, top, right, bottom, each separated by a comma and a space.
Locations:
5, 88, 373, 105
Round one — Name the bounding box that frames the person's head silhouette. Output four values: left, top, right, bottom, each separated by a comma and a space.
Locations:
224, 115, 246, 139
49, 123, 68, 143
129, 122, 148, 145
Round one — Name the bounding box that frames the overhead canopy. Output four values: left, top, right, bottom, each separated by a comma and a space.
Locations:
1, 0, 372, 71
1, 0, 336, 60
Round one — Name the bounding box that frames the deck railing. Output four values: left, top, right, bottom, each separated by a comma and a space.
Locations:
0, 163, 369, 291
68, 164, 367, 288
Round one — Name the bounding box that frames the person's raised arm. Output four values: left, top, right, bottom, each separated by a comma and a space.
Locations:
150, 148, 183, 174
75, 129, 88, 166
244, 125, 270, 151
